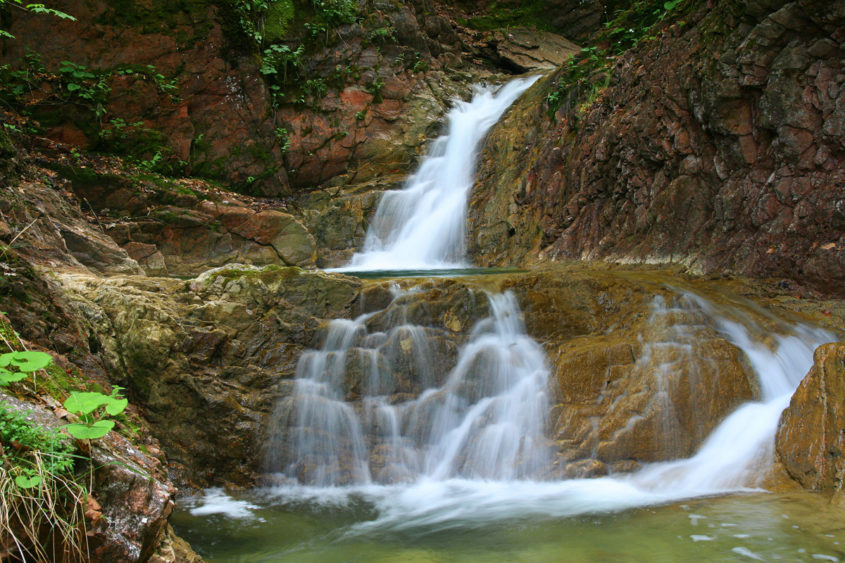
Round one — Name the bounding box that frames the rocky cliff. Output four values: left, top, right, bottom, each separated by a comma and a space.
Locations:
469, 0, 844, 296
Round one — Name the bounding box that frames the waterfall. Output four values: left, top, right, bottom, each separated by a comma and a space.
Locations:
344, 76, 539, 271
266, 290, 551, 486
255, 288, 834, 533
248, 76, 839, 532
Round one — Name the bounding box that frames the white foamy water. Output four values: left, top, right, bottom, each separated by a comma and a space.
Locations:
266, 291, 551, 487
243, 293, 835, 534
342, 76, 539, 271
187, 75, 837, 537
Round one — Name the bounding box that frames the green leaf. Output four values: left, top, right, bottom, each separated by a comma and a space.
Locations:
65, 419, 114, 440
0, 350, 52, 372
66, 82, 81, 91
14, 474, 42, 488
0, 367, 29, 385
63, 391, 110, 416
104, 397, 128, 416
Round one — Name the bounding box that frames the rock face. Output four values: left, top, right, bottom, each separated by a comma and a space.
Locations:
0, 0, 492, 194
468, 0, 845, 296
777, 342, 845, 502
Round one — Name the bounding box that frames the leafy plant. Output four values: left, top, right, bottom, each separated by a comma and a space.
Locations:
0, 403, 75, 483
58, 60, 111, 118
0, 350, 52, 388
63, 387, 128, 440
260, 43, 304, 84
0, 1, 76, 39
296, 78, 327, 106
274, 127, 291, 153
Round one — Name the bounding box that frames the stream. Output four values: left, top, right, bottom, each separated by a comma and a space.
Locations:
173, 78, 843, 562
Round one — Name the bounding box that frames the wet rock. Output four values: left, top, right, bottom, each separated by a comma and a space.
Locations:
294, 177, 401, 268
503, 266, 758, 465
776, 342, 845, 502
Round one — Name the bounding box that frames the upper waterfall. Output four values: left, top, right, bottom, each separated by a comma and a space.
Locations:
343, 76, 539, 271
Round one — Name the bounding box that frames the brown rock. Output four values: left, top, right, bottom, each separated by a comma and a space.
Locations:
776, 342, 845, 502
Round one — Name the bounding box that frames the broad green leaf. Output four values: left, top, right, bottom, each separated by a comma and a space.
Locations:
0, 350, 52, 372
14, 474, 41, 488
0, 367, 29, 385
66, 82, 81, 91
64, 391, 110, 415
104, 397, 128, 416
65, 419, 114, 440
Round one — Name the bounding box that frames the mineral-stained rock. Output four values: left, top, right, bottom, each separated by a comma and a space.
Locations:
776, 342, 845, 502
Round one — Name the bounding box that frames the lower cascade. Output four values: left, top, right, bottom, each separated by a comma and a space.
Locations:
252, 287, 833, 529
264, 290, 551, 486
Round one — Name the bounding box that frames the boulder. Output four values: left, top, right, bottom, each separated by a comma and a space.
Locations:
776, 342, 845, 502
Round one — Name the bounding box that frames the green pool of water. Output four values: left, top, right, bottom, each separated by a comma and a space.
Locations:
172, 490, 844, 562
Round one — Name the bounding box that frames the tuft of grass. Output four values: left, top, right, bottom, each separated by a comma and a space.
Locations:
0, 404, 89, 561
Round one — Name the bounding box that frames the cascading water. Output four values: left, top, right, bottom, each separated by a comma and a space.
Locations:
178, 76, 842, 561
344, 76, 539, 271
266, 289, 551, 486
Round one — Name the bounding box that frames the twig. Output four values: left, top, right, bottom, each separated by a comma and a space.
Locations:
82, 197, 106, 234
6, 212, 41, 249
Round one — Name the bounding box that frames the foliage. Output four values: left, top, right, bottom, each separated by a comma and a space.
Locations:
545, 0, 691, 119
0, 0, 75, 39
63, 387, 127, 440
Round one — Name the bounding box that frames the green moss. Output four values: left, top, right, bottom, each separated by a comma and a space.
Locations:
264, 0, 296, 42
37, 363, 77, 402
